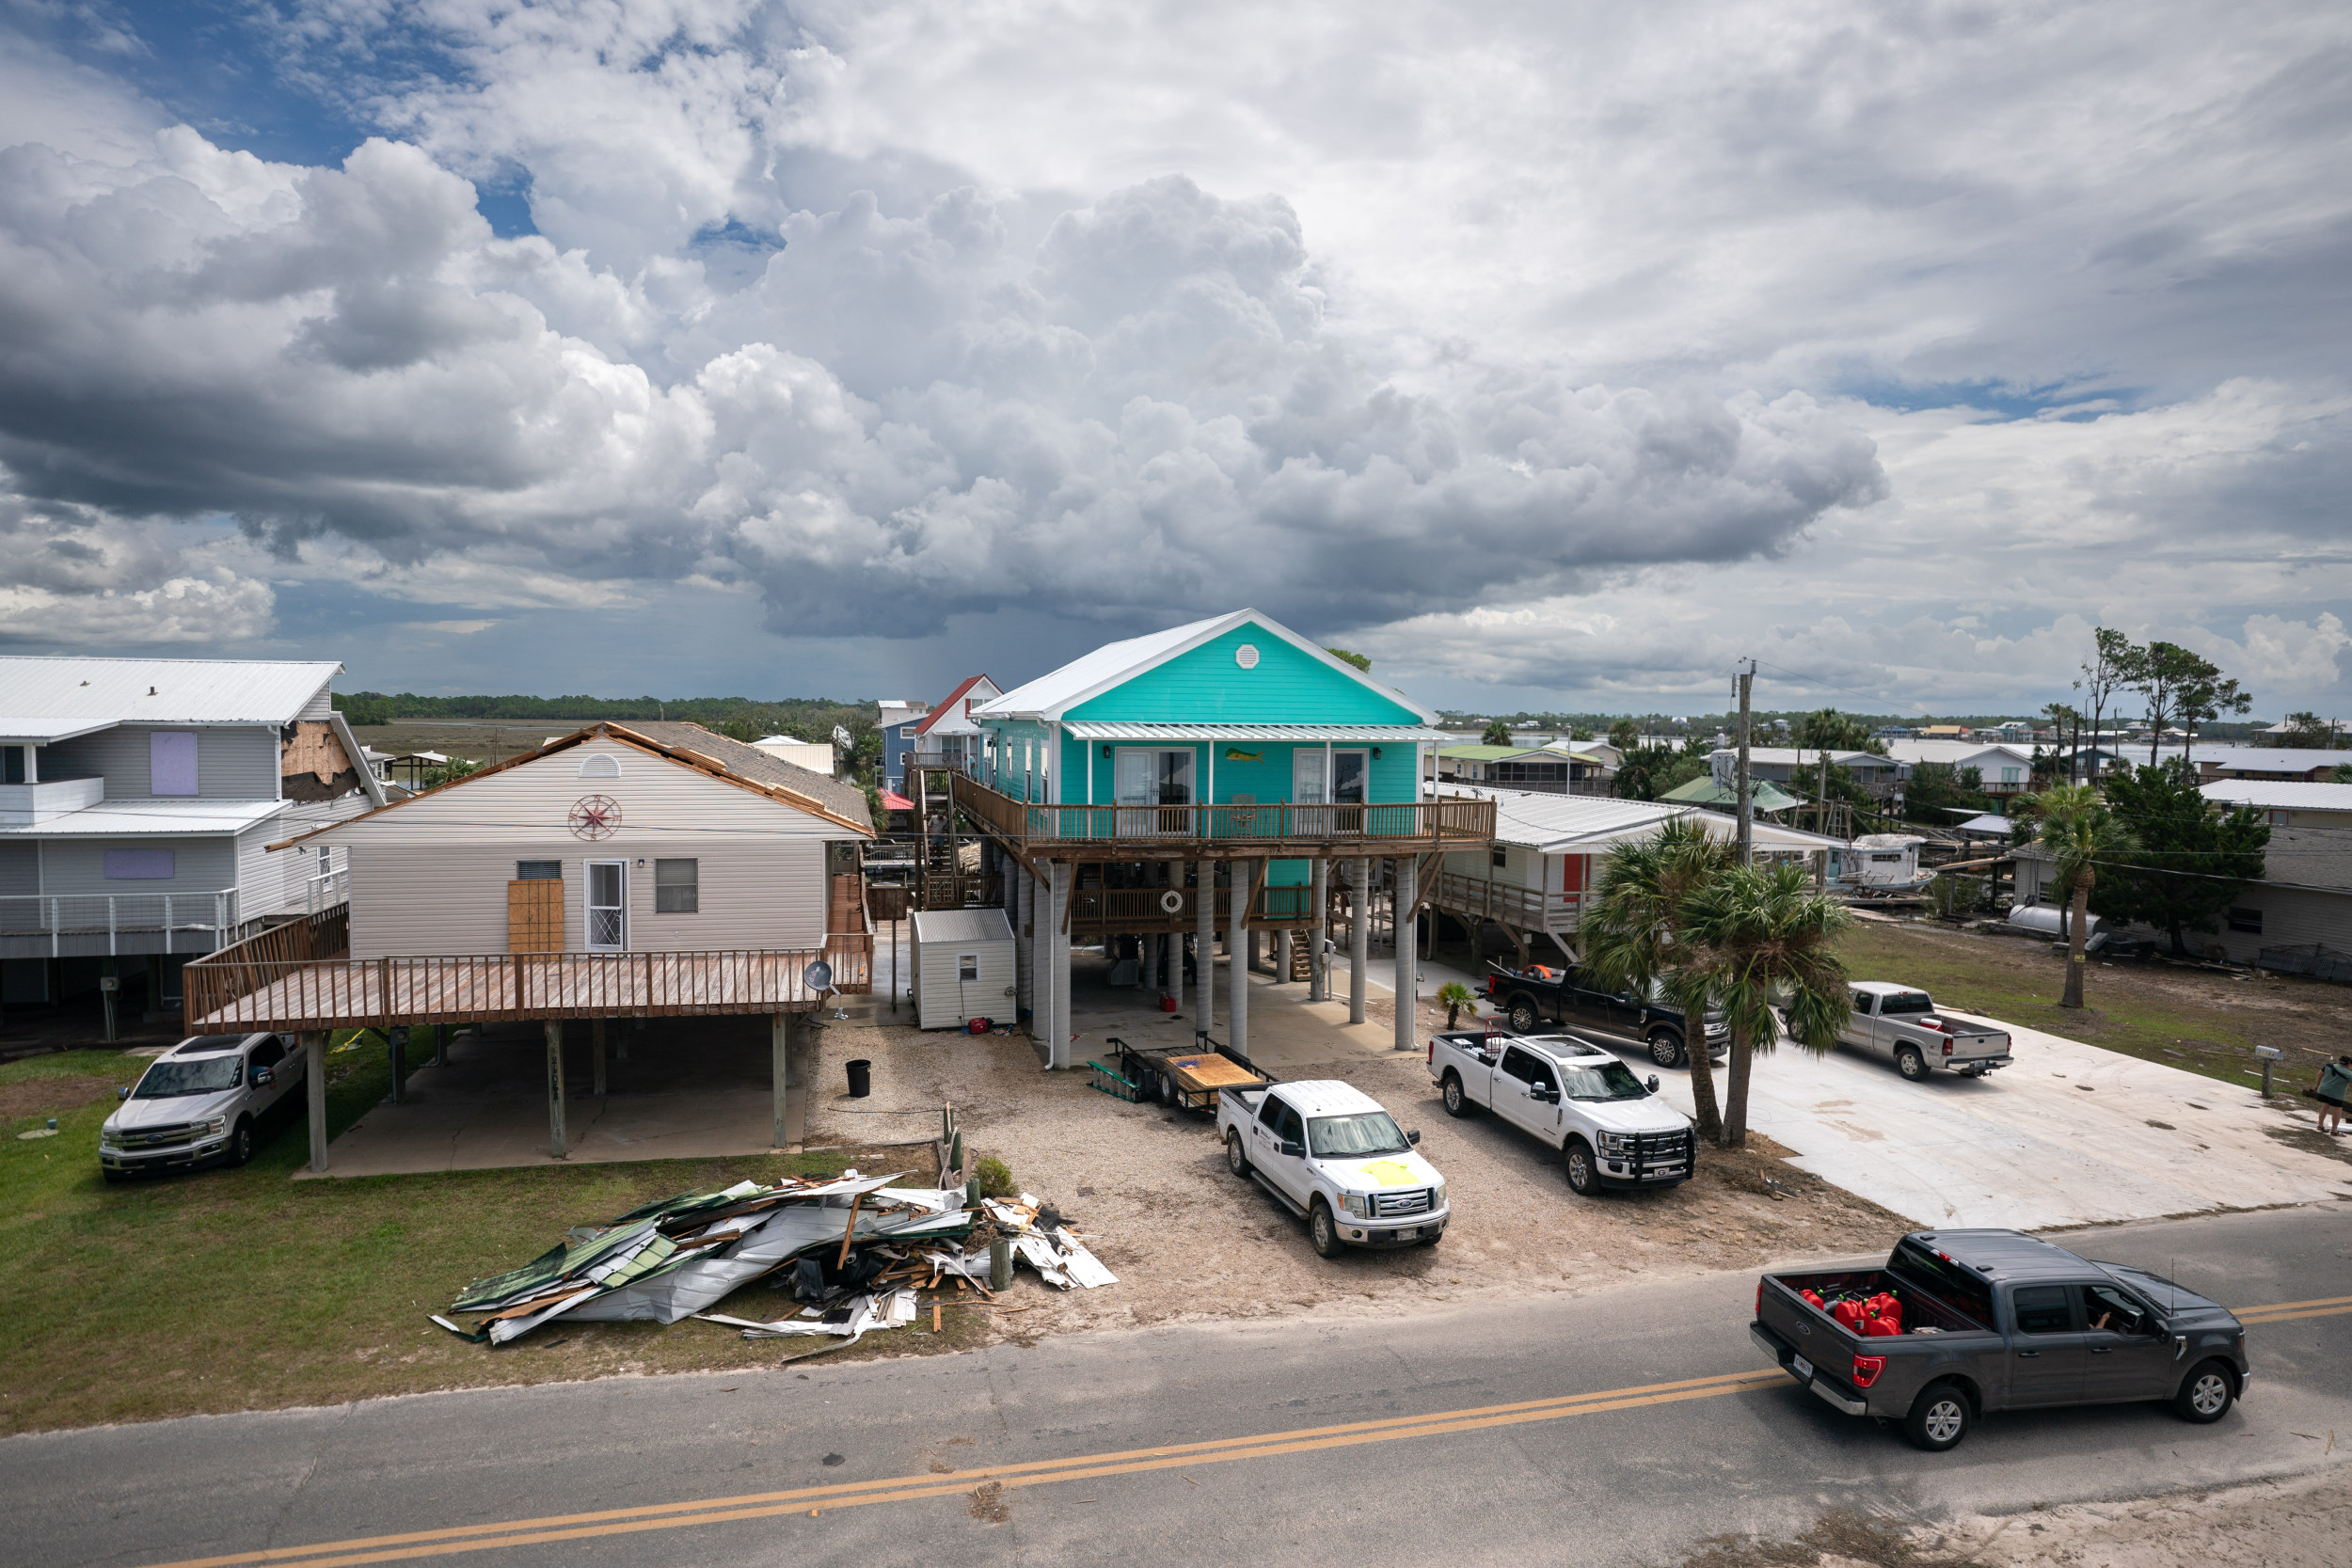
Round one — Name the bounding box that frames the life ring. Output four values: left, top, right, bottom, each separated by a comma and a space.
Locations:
1158, 889, 1185, 914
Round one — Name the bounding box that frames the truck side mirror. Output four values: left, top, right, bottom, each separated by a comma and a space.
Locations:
1279, 1139, 1306, 1158
252, 1067, 274, 1086
118, 1086, 131, 1101
1406, 1129, 1421, 1146
1647, 1074, 1661, 1092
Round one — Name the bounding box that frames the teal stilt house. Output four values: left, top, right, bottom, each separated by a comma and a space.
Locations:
909, 610, 1494, 1067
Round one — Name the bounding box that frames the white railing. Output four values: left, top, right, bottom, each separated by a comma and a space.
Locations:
0, 890, 243, 955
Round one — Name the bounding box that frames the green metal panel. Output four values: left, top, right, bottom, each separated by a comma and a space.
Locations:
1064, 621, 1422, 725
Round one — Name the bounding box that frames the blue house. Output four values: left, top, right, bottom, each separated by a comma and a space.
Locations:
916, 610, 1492, 1067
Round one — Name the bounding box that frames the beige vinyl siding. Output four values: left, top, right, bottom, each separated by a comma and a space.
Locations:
238, 795, 363, 915
36, 835, 239, 896
346, 838, 825, 958
2212, 887, 2352, 965
914, 934, 1016, 1031
297, 682, 334, 720
1443, 844, 1546, 889
41, 724, 280, 800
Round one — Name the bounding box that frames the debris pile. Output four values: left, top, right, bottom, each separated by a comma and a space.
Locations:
435, 1172, 1117, 1354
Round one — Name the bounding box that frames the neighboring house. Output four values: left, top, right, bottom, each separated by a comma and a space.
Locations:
0, 657, 384, 1016
750, 736, 836, 777
1430, 785, 1843, 967
2015, 826, 2352, 974
2194, 746, 2352, 784
1707, 746, 1909, 800
183, 721, 875, 1168
1436, 744, 1609, 795
901, 675, 1002, 787
877, 699, 930, 791
2201, 781, 2352, 830
1883, 738, 2036, 797
950, 609, 1489, 1064
1662, 776, 1804, 814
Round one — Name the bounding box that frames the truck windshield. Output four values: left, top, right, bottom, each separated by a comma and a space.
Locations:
134, 1056, 244, 1098
1878, 992, 1935, 1015
1559, 1061, 1649, 1101
1308, 1112, 1410, 1158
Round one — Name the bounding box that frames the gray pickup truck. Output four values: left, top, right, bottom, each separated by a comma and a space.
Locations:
1751, 1229, 2248, 1450
1838, 982, 2011, 1081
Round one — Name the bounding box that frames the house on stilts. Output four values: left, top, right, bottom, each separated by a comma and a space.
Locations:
907, 610, 1495, 1067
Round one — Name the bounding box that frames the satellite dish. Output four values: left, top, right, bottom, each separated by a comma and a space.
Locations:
803, 959, 834, 991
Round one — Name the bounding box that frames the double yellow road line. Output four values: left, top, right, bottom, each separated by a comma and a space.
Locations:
141, 1368, 1785, 1568
137, 1293, 2352, 1568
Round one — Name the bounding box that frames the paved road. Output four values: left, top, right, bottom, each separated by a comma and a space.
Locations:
9, 1207, 2347, 1568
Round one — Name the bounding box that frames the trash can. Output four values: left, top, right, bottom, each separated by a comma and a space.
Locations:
847, 1058, 872, 1098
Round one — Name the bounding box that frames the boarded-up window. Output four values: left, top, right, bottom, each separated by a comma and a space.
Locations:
105, 849, 176, 879
655, 859, 699, 913
151, 732, 198, 796
508, 879, 564, 952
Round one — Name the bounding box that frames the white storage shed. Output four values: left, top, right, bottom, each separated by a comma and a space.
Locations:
910, 908, 1017, 1031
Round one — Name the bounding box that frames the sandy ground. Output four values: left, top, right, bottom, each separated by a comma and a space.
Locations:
1677, 1463, 2352, 1567
803, 970, 1912, 1345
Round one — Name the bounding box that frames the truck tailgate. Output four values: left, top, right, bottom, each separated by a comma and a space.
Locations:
1755, 1277, 1873, 1411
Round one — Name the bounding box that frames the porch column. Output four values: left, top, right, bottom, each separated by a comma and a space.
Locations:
1196, 861, 1215, 1037
546, 1020, 568, 1159
1229, 858, 1254, 1059
1015, 863, 1034, 1019
1049, 860, 1073, 1069
782, 1012, 812, 1147
1275, 929, 1292, 985
592, 1019, 608, 1097
781, 1010, 800, 1147
1310, 858, 1329, 1001
1170, 863, 1186, 1016
1392, 857, 1418, 1053
304, 1031, 328, 1174
1350, 857, 1370, 1024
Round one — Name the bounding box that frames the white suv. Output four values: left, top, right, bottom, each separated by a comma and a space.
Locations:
100, 1033, 305, 1180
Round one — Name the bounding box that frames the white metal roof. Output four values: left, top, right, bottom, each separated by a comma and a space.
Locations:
2192, 745, 2351, 771
1440, 784, 1847, 854
0, 799, 289, 836
2201, 780, 2352, 811
1953, 814, 2020, 836
0, 656, 342, 744
910, 908, 1016, 944
1063, 721, 1446, 742
976, 610, 1441, 724
1263, 1078, 1387, 1117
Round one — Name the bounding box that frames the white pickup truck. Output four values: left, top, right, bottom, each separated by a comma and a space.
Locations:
1428, 1029, 1696, 1196
1217, 1079, 1449, 1258
1840, 983, 2012, 1081
99, 1032, 306, 1180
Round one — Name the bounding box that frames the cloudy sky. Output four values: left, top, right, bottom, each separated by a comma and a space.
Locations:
2, 1, 2347, 718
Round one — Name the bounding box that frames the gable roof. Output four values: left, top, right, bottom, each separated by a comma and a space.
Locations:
913, 675, 1000, 736
976, 610, 1440, 724
0, 656, 342, 744
1439, 745, 1559, 762
269, 721, 873, 849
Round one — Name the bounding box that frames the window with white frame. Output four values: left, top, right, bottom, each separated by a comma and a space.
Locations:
655, 859, 699, 913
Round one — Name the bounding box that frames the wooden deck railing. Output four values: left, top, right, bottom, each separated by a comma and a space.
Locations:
185, 933, 873, 1032
1431, 870, 1583, 934
949, 776, 1492, 853
1069, 884, 1322, 929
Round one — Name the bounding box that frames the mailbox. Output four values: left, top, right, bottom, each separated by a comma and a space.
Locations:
2254, 1045, 2284, 1060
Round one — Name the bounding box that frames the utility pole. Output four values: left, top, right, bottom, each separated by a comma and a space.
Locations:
1735, 662, 1755, 865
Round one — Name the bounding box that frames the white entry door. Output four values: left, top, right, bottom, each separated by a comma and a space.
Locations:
585, 861, 628, 951
1115, 748, 1193, 835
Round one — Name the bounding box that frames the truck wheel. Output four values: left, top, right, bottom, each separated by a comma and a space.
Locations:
1508, 1000, 1538, 1033
225, 1117, 255, 1167
2172, 1360, 2237, 1423
1646, 1029, 1687, 1069
1895, 1046, 1929, 1082
1441, 1072, 1473, 1118
1225, 1129, 1251, 1179
1563, 1137, 1599, 1196
1904, 1381, 1972, 1451
1309, 1200, 1343, 1259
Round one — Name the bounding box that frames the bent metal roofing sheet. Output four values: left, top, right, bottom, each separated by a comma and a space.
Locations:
0, 656, 342, 743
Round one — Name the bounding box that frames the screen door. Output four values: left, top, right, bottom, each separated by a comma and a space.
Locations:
585, 861, 628, 950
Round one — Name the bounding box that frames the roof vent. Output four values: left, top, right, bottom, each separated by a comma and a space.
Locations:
1233, 643, 1261, 670
577, 753, 622, 780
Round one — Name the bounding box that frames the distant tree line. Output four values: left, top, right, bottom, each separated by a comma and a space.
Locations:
334, 690, 872, 744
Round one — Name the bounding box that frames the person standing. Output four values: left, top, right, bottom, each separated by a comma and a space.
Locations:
2313, 1054, 2352, 1136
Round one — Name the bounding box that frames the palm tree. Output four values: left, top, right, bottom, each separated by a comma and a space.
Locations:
1581, 818, 1738, 1143
1436, 982, 1477, 1029
2011, 784, 2136, 1008
1677, 862, 1854, 1148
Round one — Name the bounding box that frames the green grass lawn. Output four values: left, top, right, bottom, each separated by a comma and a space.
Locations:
1833, 921, 2342, 1095
0, 1044, 983, 1436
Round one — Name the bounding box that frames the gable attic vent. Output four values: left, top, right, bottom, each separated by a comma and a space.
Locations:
577, 753, 622, 779
1233, 643, 1261, 670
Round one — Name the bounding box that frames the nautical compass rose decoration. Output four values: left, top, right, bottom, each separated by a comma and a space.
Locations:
568, 794, 622, 840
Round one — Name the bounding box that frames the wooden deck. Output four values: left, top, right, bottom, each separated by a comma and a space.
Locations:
188, 927, 874, 1032
1429, 869, 1583, 937
942, 773, 1493, 860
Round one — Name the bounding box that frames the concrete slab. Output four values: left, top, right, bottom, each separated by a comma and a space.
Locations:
297, 1017, 793, 1179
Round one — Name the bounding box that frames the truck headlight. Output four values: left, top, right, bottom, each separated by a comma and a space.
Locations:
1339, 1192, 1371, 1219
1430, 1182, 1445, 1210
198, 1116, 227, 1138
100, 1130, 122, 1151
1597, 1131, 1630, 1154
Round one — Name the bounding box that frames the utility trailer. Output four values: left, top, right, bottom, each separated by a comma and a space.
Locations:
1096, 1035, 1272, 1112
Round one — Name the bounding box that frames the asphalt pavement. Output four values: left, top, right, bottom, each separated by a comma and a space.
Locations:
8, 1206, 2347, 1568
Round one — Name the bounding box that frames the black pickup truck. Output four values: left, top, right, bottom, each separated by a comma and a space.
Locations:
1483, 962, 1726, 1069
1751, 1228, 2249, 1450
